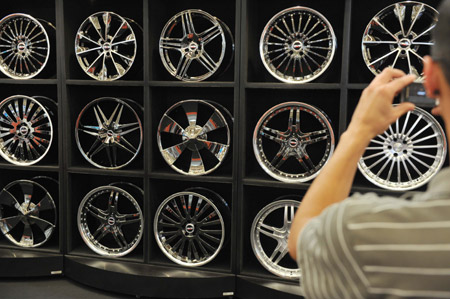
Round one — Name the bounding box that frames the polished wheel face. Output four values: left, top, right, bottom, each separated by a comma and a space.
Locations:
362, 1, 438, 80
0, 13, 50, 79
0, 95, 53, 165
75, 97, 143, 169
260, 7, 336, 83
154, 190, 226, 267
75, 11, 137, 81
253, 102, 334, 182
78, 185, 143, 257
251, 199, 300, 279
358, 107, 446, 190
157, 100, 231, 175
0, 180, 56, 247
159, 9, 233, 81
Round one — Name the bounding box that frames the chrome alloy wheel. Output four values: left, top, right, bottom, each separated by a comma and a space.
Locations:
159, 9, 234, 81
251, 199, 300, 279
362, 2, 438, 81
358, 106, 446, 190
75, 11, 137, 81
157, 100, 231, 175
75, 97, 143, 169
253, 102, 334, 183
0, 13, 50, 79
0, 180, 56, 247
260, 7, 336, 83
0, 95, 53, 165
78, 185, 143, 257
154, 190, 227, 267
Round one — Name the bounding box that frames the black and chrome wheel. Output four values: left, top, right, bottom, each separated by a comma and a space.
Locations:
75, 97, 143, 169
253, 102, 334, 182
251, 198, 301, 279
75, 11, 137, 81
260, 7, 336, 83
358, 106, 446, 190
0, 13, 50, 79
0, 179, 57, 247
154, 188, 228, 267
159, 9, 234, 81
78, 185, 143, 257
0, 95, 54, 165
362, 1, 438, 80
157, 100, 232, 175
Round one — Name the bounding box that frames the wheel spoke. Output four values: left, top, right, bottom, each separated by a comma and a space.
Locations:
198, 51, 218, 73
160, 37, 182, 51
261, 126, 284, 144
0, 215, 22, 233
199, 24, 221, 45
161, 141, 189, 165
181, 11, 196, 35
189, 148, 205, 174
20, 223, 34, 246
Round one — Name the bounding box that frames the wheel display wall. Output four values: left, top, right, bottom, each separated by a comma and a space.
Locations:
0, 0, 445, 299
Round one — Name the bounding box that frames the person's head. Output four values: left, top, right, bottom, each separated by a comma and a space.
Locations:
424, 0, 450, 128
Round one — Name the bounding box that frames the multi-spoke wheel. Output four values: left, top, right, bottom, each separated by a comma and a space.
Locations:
253, 102, 334, 182
0, 13, 50, 79
75, 97, 143, 169
75, 11, 137, 81
251, 198, 301, 279
154, 188, 228, 267
157, 100, 232, 175
260, 7, 337, 83
358, 106, 446, 190
0, 180, 57, 247
362, 2, 438, 80
159, 9, 234, 81
78, 185, 143, 257
0, 95, 54, 165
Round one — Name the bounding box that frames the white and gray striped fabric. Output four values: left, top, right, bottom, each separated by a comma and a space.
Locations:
297, 167, 450, 299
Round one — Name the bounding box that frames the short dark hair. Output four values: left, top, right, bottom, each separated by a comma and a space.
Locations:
432, 0, 450, 82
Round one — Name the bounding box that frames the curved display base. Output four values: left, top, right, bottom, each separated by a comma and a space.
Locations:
236, 275, 304, 299
65, 255, 235, 298
0, 248, 63, 277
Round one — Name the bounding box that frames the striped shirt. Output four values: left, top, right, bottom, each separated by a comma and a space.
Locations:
297, 167, 450, 299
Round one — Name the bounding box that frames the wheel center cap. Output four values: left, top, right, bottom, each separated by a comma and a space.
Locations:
393, 142, 403, 152
292, 40, 303, 52
108, 216, 116, 226
288, 137, 299, 148
107, 130, 114, 137
103, 42, 112, 52
185, 223, 195, 234
399, 38, 411, 49
188, 42, 198, 52
17, 42, 27, 52
19, 126, 29, 136
184, 125, 204, 139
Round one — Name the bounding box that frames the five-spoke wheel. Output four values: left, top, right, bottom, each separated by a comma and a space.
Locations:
362, 1, 438, 80
358, 106, 446, 190
260, 7, 337, 83
75, 11, 137, 81
75, 97, 143, 169
251, 198, 301, 279
253, 102, 334, 182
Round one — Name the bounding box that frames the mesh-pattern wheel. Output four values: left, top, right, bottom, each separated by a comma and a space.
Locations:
0, 13, 50, 79
260, 7, 337, 83
159, 9, 234, 81
78, 185, 143, 257
157, 99, 231, 175
75, 97, 143, 169
154, 189, 228, 267
0, 95, 54, 165
75, 11, 137, 81
253, 102, 334, 183
362, 2, 438, 80
251, 198, 301, 279
358, 106, 446, 190
0, 180, 56, 247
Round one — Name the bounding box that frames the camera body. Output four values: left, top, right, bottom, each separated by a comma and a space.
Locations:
400, 83, 438, 108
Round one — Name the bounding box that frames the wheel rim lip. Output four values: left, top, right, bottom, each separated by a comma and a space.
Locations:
154, 191, 225, 267
358, 106, 447, 191
157, 99, 231, 176
0, 179, 57, 248
0, 95, 54, 166
259, 6, 337, 84
159, 9, 227, 82
75, 11, 137, 81
250, 199, 301, 279
253, 101, 335, 183
77, 185, 143, 257
75, 97, 143, 170
0, 13, 50, 80
361, 1, 439, 80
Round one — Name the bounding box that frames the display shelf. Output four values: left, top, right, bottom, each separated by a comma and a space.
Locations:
347, 83, 369, 90
0, 248, 63, 277
0, 163, 59, 172
68, 166, 144, 178
242, 177, 310, 191
149, 81, 236, 88
0, 240, 60, 254
0, 79, 58, 85
149, 170, 233, 184
245, 82, 342, 90
236, 275, 303, 299
65, 80, 144, 87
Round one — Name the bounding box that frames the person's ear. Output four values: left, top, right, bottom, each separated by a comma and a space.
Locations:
424, 56, 440, 98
